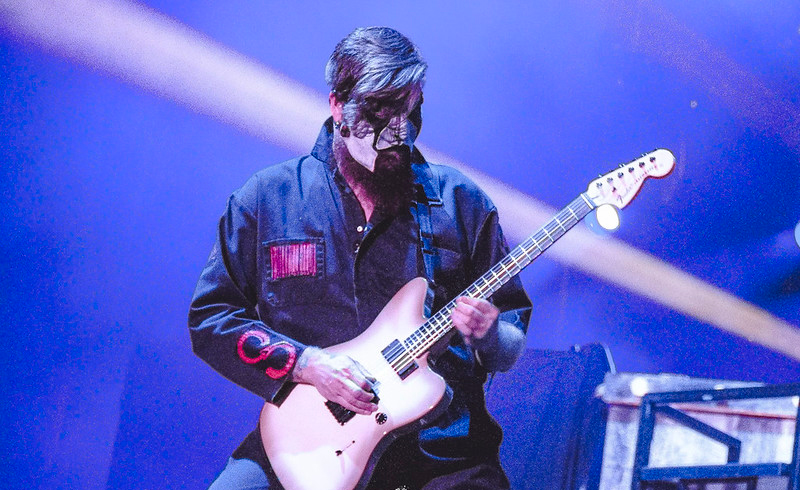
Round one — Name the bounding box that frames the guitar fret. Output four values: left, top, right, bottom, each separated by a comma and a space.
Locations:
489, 267, 501, 285
413, 316, 449, 355
568, 206, 579, 221
523, 244, 534, 259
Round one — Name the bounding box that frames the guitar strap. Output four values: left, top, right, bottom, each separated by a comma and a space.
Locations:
411, 161, 497, 385
411, 162, 442, 318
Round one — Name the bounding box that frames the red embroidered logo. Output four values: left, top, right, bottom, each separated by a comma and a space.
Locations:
237, 330, 297, 379
270, 242, 317, 280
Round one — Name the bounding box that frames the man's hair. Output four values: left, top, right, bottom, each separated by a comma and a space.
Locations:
325, 27, 427, 127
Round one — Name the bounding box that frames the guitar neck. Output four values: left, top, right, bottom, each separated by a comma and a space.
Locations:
405, 193, 596, 357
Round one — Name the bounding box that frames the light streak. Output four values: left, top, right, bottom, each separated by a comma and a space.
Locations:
2, 0, 799, 360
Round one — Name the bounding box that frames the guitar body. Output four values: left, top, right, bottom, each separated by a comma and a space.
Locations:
259, 277, 451, 490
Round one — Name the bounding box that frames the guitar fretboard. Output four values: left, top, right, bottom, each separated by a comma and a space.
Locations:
402, 193, 596, 358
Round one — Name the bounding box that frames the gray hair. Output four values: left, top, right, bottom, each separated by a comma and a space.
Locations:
325, 27, 427, 128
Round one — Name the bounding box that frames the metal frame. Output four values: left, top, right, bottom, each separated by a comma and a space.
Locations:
630, 382, 800, 490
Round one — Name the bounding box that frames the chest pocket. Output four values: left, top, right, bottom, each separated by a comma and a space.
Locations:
430, 246, 469, 310
261, 237, 328, 307
423, 204, 471, 305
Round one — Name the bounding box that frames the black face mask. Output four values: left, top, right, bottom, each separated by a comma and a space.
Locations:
371, 100, 423, 153
372, 100, 422, 152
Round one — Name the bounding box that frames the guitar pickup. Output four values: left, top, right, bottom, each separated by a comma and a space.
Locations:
382, 339, 419, 380
396, 361, 418, 380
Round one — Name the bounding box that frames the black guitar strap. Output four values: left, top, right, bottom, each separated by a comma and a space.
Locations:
411, 162, 496, 384
410, 162, 442, 318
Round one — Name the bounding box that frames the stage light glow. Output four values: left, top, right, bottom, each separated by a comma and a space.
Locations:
794, 221, 800, 249
629, 377, 650, 398
596, 204, 620, 231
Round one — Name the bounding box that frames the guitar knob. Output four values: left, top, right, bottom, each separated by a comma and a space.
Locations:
375, 413, 388, 425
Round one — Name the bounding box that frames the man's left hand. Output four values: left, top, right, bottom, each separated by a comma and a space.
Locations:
451, 297, 500, 347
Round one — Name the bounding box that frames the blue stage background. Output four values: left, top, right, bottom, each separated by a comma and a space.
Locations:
2, 1, 799, 488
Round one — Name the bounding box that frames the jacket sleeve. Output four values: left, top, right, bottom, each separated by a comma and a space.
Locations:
188, 191, 306, 403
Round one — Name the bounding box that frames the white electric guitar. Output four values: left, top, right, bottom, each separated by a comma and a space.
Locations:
259, 149, 676, 490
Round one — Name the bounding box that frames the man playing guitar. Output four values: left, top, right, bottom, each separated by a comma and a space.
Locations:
189, 26, 532, 490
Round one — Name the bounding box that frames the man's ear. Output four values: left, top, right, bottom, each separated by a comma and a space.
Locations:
329, 92, 344, 123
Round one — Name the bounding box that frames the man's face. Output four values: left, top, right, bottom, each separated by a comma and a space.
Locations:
332, 90, 423, 215
359, 91, 423, 146
340, 91, 423, 173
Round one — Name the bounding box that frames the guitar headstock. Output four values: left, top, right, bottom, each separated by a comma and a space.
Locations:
585, 149, 675, 209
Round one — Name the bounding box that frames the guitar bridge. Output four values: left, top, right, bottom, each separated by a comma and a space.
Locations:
325, 401, 356, 425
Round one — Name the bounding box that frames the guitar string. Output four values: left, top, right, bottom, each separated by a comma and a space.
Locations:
431, 196, 591, 359
385, 196, 595, 368
388, 198, 592, 370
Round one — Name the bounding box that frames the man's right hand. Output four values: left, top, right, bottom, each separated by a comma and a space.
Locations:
291, 347, 378, 415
